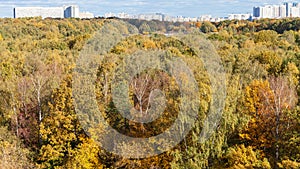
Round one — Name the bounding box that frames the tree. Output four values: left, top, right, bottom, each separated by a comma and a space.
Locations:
39, 76, 82, 168
242, 76, 297, 166
139, 23, 151, 34
278, 159, 300, 169
268, 76, 297, 161
0, 127, 34, 169
195, 22, 201, 28
65, 138, 104, 169
254, 30, 278, 43
241, 79, 275, 149
200, 21, 217, 33
224, 144, 271, 169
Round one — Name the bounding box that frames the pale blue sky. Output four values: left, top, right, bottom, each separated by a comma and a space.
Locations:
0, 0, 290, 18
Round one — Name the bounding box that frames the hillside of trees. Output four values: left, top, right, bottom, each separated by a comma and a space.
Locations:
0, 17, 299, 168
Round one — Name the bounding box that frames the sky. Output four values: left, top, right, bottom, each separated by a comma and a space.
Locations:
0, 0, 292, 18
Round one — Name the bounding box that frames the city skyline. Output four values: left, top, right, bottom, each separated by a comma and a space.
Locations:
0, 0, 291, 18
253, 2, 295, 18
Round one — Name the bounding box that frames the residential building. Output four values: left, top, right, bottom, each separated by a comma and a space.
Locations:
279, 5, 287, 18
14, 5, 93, 19
285, 2, 293, 17
79, 12, 94, 19
64, 5, 79, 18
253, 6, 261, 18
14, 7, 64, 18
228, 13, 251, 20
253, 2, 300, 19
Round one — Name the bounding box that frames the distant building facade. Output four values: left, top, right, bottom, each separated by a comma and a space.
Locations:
64, 5, 79, 18
228, 13, 251, 20
137, 13, 165, 21
14, 7, 64, 18
253, 2, 300, 19
14, 5, 93, 19
291, 2, 300, 17
79, 12, 94, 19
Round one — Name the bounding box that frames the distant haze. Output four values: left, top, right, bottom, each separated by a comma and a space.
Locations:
0, 0, 289, 18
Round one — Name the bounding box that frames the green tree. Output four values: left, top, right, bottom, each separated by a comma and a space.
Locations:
200, 21, 217, 33
139, 23, 151, 34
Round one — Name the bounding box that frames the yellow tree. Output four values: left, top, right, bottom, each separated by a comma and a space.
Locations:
268, 76, 297, 161
39, 76, 82, 168
0, 127, 34, 169
242, 79, 275, 150
225, 144, 271, 169
242, 76, 297, 165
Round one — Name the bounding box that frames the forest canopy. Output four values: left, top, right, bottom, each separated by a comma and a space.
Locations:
0, 17, 299, 168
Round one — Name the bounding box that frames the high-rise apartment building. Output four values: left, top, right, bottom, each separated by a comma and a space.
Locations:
64, 5, 80, 18
253, 6, 261, 18
253, 2, 300, 19
279, 5, 287, 18
285, 2, 293, 17
14, 5, 92, 19
291, 2, 300, 17
228, 14, 251, 20
14, 7, 64, 18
